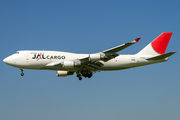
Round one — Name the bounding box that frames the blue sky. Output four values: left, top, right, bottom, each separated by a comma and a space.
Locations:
0, 0, 180, 120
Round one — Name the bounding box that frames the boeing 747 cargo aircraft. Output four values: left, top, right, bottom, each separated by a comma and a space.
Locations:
3, 32, 176, 80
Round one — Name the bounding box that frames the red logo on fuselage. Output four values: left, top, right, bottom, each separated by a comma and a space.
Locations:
32, 53, 65, 60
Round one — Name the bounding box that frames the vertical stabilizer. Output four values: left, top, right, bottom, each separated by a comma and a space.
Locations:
137, 32, 173, 55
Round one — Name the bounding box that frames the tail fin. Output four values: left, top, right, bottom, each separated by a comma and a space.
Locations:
137, 32, 173, 55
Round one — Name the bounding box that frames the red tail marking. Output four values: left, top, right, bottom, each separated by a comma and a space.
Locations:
135, 37, 141, 42
151, 32, 172, 54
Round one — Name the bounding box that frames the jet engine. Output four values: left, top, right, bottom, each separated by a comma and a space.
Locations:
62, 61, 75, 68
57, 71, 74, 77
89, 54, 101, 61
62, 61, 81, 69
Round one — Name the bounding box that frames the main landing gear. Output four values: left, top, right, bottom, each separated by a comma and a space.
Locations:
76, 71, 93, 80
20, 69, 24, 76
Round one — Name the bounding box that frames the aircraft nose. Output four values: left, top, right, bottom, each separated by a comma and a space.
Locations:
3, 56, 14, 65
3, 57, 8, 63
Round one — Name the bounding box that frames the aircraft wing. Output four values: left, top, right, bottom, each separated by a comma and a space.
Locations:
99, 37, 141, 61
102, 38, 141, 54
46, 38, 141, 70
78, 37, 141, 62
46, 59, 103, 71
46, 61, 63, 67
82, 61, 104, 71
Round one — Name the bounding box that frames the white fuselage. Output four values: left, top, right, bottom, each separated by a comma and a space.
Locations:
3, 50, 167, 72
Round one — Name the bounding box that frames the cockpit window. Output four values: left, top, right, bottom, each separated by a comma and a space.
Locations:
15, 52, 19, 54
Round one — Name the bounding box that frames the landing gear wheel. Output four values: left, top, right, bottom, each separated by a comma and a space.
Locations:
20, 69, 24, 76
77, 74, 80, 77
88, 72, 92, 78
79, 77, 82, 80
21, 73, 24, 76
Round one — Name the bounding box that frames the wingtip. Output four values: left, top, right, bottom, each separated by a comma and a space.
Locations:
135, 37, 141, 42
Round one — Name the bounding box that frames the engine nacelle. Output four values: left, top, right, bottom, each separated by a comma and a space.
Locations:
63, 61, 75, 68
89, 54, 101, 61
57, 71, 74, 77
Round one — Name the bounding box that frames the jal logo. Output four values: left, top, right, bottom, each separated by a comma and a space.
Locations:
32, 53, 45, 61
32, 53, 65, 60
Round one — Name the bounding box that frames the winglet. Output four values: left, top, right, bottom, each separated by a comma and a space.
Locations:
135, 37, 141, 42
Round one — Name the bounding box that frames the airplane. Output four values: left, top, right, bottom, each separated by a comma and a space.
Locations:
3, 32, 176, 80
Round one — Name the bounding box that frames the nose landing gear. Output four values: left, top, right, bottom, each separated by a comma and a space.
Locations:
20, 69, 24, 76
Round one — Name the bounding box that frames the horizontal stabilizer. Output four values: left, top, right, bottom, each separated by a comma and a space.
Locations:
146, 52, 176, 60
